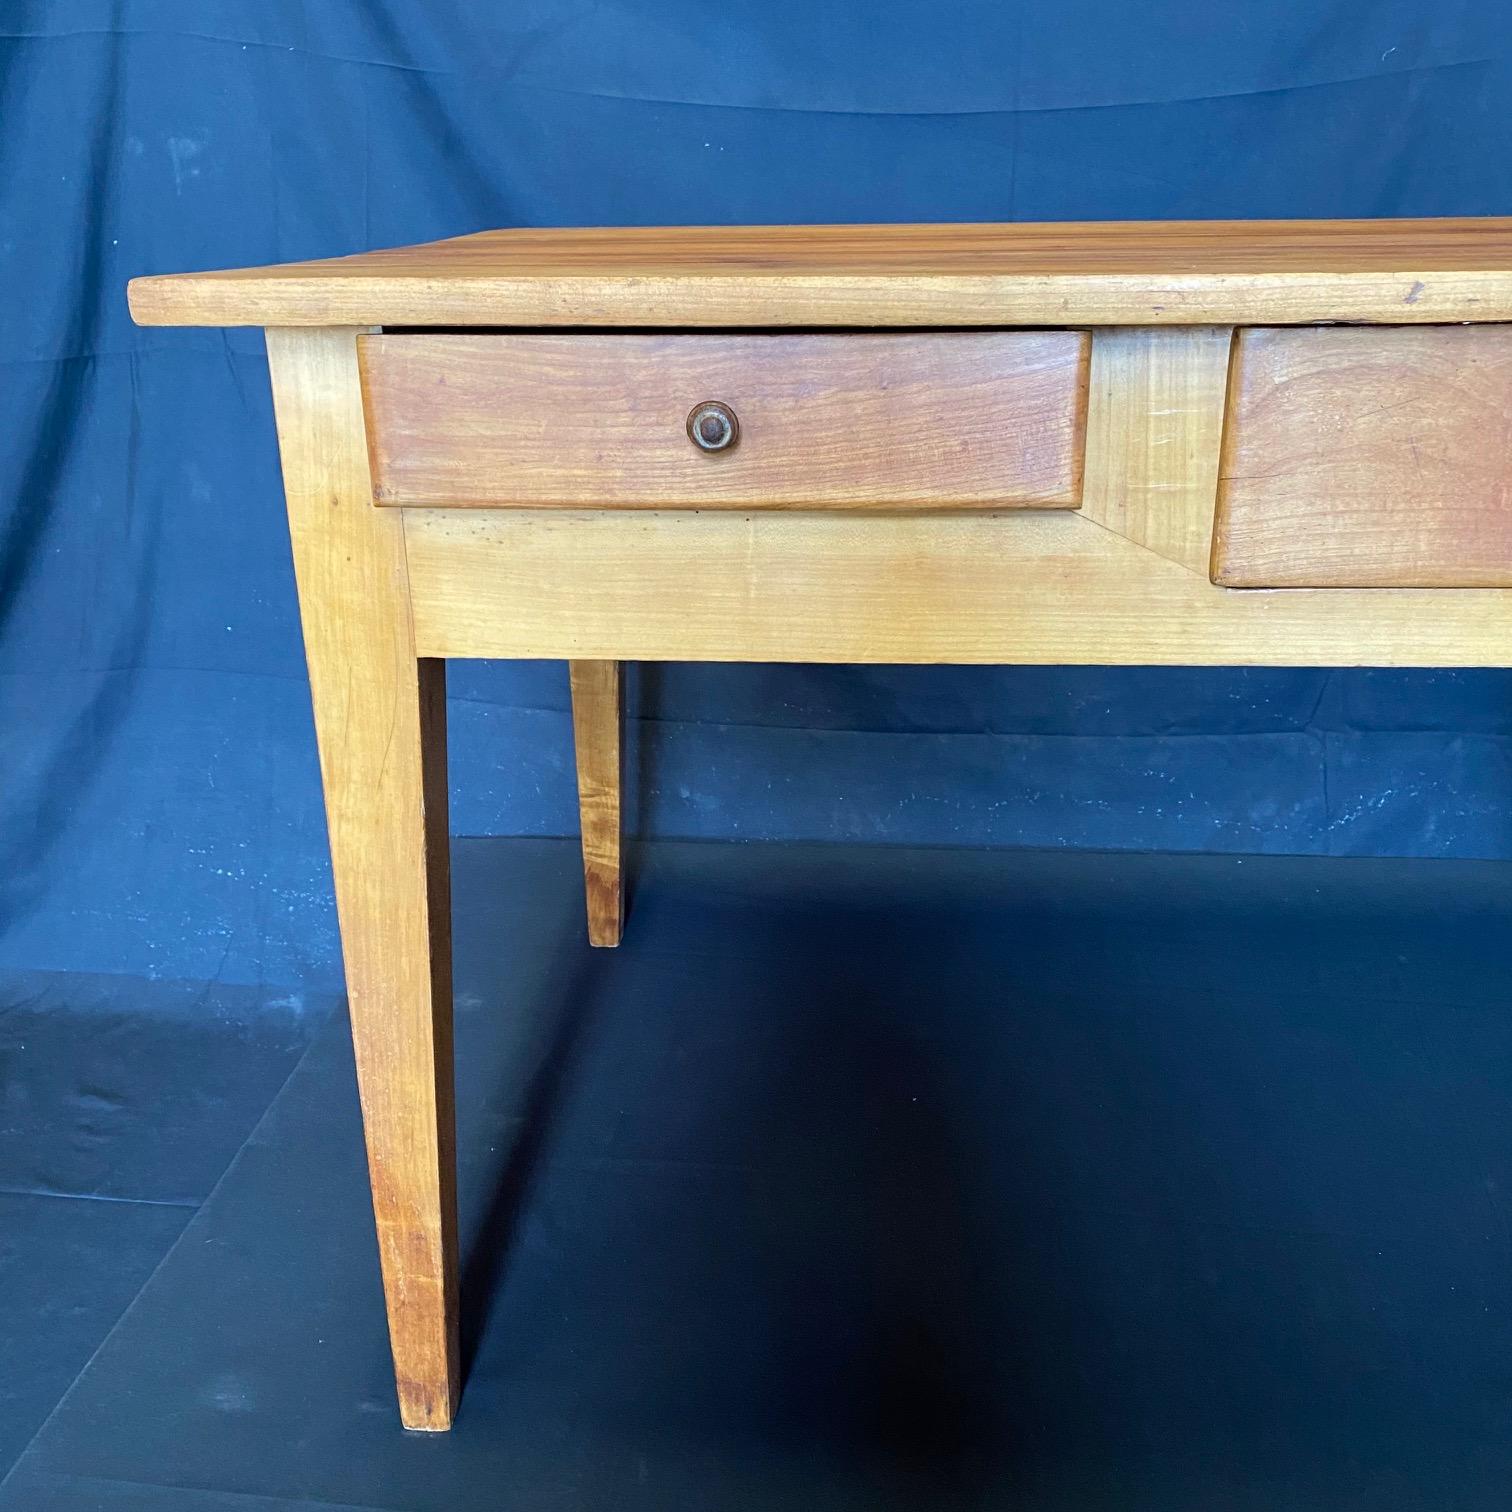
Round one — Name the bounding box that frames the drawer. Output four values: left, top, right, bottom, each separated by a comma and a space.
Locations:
358, 331, 1089, 510
1213, 325, 1512, 587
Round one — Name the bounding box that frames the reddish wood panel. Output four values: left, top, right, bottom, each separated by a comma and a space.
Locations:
359, 332, 1088, 511
1213, 325, 1512, 587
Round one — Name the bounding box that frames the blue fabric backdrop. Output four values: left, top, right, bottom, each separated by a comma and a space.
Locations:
3, 1, 1512, 994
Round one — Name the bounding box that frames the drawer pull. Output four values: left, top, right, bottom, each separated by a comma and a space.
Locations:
686, 400, 739, 453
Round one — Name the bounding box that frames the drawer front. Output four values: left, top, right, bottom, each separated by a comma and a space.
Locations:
1213, 325, 1512, 587
359, 332, 1089, 510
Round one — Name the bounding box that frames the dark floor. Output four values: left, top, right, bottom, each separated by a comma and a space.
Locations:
0, 969, 331, 1487
3, 838, 1512, 1510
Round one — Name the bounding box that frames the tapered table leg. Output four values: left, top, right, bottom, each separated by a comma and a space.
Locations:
267, 327, 459, 1430
569, 659, 624, 947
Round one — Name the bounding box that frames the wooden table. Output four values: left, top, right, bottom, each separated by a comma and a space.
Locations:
130, 219, 1512, 1430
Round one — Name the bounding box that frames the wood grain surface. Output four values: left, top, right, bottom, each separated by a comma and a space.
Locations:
568, 660, 624, 947
129, 219, 1512, 328
265, 328, 460, 1431
1079, 326, 1233, 572
360, 332, 1088, 510
1214, 325, 1512, 587
400, 507, 1512, 667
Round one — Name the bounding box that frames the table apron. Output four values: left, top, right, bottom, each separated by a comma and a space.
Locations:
400, 506, 1512, 667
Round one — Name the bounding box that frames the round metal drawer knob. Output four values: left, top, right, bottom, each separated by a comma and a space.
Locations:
686, 400, 740, 453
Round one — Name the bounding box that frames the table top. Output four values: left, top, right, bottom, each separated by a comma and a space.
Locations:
128, 218, 1512, 330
